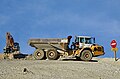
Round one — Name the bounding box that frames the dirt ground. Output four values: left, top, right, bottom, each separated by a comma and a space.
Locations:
0, 58, 120, 79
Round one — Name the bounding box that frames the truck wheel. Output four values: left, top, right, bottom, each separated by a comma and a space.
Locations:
80, 50, 92, 61
46, 49, 60, 60
33, 49, 45, 60
76, 56, 81, 60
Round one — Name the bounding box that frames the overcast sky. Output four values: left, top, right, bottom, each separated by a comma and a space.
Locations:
0, 0, 120, 58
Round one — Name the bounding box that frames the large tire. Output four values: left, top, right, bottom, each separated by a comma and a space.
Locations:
33, 49, 45, 60
46, 49, 60, 60
76, 56, 81, 60
80, 50, 92, 61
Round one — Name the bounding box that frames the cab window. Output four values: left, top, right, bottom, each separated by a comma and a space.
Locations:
75, 37, 79, 43
85, 38, 92, 44
80, 38, 84, 43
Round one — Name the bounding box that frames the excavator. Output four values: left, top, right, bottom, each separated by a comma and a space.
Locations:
3, 32, 27, 59
4, 32, 20, 53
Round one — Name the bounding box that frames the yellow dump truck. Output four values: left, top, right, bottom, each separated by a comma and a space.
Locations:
28, 36, 105, 61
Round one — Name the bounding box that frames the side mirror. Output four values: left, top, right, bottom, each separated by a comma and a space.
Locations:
94, 38, 95, 43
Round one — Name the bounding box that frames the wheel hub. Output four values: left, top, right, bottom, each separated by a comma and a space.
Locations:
37, 52, 41, 56
49, 51, 54, 57
85, 54, 89, 58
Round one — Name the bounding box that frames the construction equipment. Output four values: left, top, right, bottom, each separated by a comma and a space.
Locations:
28, 36, 105, 61
3, 32, 22, 59
4, 32, 20, 53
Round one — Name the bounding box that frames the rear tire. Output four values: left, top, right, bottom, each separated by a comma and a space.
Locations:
46, 49, 60, 60
33, 49, 46, 60
76, 56, 81, 60
80, 50, 92, 61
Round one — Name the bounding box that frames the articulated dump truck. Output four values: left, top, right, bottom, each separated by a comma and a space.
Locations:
28, 36, 105, 61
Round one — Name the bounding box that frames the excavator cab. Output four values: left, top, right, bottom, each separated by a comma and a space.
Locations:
13, 42, 20, 51
4, 42, 20, 53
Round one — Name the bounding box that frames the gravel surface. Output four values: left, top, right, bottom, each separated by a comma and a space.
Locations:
0, 58, 120, 79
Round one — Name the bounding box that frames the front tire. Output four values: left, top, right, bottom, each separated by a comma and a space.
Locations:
46, 49, 60, 60
80, 50, 92, 61
33, 49, 46, 60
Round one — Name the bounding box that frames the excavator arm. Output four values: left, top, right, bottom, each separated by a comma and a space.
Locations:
6, 32, 14, 49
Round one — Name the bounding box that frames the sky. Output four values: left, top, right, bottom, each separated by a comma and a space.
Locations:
0, 0, 120, 58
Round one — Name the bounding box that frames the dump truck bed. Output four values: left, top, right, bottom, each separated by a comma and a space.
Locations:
28, 38, 68, 50
29, 39, 62, 44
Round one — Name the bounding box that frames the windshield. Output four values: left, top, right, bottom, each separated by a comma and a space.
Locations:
85, 37, 95, 44
75, 37, 95, 44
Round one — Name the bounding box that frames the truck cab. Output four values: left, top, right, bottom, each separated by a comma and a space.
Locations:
71, 36, 105, 60
75, 36, 95, 48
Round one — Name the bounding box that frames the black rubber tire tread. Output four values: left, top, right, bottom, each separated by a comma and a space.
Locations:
46, 49, 60, 60
33, 49, 45, 60
76, 56, 81, 60
80, 50, 92, 61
